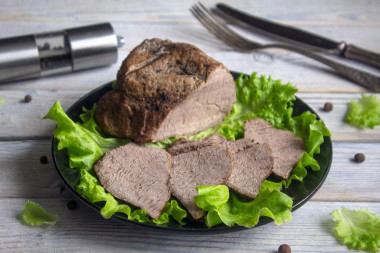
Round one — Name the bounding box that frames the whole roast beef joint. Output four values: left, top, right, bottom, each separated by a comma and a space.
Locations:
95, 38, 236, 144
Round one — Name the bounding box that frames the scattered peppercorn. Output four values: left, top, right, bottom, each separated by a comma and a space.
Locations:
354, 153, 365, 163
278, 244, 291, 253
40, 155, 48, 164
323, 102, 333, 112
67, 200, 78, 210
24, 94, 32, 103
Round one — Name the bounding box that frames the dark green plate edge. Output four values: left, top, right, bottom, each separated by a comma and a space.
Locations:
51, 71, 333, 234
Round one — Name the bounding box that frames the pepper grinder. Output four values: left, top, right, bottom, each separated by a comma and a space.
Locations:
0, 22, 125, 83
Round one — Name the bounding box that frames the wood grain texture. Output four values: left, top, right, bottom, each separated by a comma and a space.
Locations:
0, 0, 379, 26
0, 1, 379, 93
0, 90, 379, 140
0, 198, 379, 253
0, 0, 379, 252
0, 50, 377, 92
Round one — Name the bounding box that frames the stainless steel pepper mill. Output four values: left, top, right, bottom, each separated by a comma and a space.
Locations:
0, 22, 125, 83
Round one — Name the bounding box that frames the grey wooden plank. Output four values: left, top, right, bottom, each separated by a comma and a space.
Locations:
0, 198, 378, 252
0, 1, 378, 93
297, 93, 380, 141
1, 140, 379, 202
0, 0, 379, 28
1, 91, 379, 140
311, 142, 380, 202
0, 140, 69, 198
0, 22, 379, 53
0, 48, 376, 93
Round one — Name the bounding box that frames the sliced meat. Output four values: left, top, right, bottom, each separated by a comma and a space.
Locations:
167, 135, 232, 220
95, 38, 236, 144
94, 142, 171, 220
225, 139, 273, 199
244, 118, 306, 180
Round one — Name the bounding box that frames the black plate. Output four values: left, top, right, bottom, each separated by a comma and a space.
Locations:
52, 72, 332, 233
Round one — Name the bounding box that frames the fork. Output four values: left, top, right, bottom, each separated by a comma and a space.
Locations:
190, 3, 380, 91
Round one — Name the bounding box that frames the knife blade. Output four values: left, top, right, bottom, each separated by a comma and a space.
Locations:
216, 3, 380, 69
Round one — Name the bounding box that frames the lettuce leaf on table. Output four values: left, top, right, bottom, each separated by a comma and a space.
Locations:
331, 207, 380, 252
346, 94, 380, 129
20, 201, 59, 226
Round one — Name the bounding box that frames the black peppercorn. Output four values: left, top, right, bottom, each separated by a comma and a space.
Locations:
354, 153, 365, 163
323, 102, 333, 112
278, 244, 291, 253
24, 94, 32, 103
40, 155, 48, 164
67, 200, 78, 210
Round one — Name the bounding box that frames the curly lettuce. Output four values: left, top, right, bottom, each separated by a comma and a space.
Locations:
346, 94, 380, 129
331, 207, 380, 252
20, 201, 59, 226
44, 102, 127, 171
194, 183, 292, 228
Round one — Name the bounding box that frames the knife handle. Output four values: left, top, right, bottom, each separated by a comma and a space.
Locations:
344, 44, 380, 69
272, 44, 380, 91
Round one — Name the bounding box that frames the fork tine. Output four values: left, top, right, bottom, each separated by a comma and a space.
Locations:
197, 2, 248, 44
191, 4, 242, 49
193, 3, 243, 46
190, 2, 255, 51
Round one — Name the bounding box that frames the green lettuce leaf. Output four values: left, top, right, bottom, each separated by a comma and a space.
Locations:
283, 110, 331, 187
284, 152, 320, 188
194, 185, 293, 228
331, 207, 380, 252
346, 94, 380, 129
259, 180, 283, 192
20, 201, 59, 226
0, 97, 4, 105
43, 101, 127, 171
214, 73, 297, 140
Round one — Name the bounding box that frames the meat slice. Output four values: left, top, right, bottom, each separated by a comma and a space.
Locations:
244, 118, 306, 180
94, 142, 171, 220
167, 135, 232, 220
206, 134, 273, 199
95, 38, 236, 144
225, 139, 273, 199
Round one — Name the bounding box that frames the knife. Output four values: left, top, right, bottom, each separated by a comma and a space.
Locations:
216, 3, 380, 69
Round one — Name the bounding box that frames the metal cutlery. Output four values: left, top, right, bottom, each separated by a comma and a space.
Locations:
215, 3, 380, 69
190, 3, 380, 91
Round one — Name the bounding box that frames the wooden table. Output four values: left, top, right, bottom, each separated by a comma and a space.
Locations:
1, 1, 379, 252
